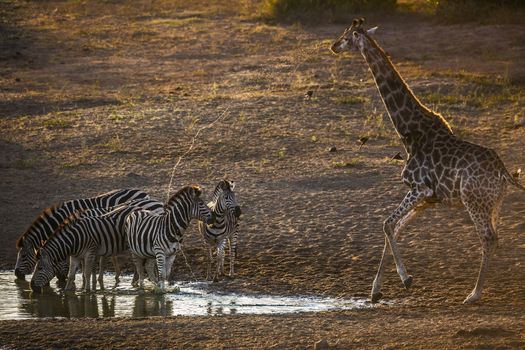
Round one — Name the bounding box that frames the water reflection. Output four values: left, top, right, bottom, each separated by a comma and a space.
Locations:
132, 294, 173, 317
1, 271, 377, 320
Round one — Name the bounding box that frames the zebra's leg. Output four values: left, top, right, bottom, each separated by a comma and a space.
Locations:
229, 230, 238, 278
65, 256, 81, 291
145, 259, 158, 285
206, 246, 213, 281
155, 250, 167, 291
165, 254, 176, 285
97, 257, 105, 290
215, 242, 226, 282
83, 253, 96, 293
91, 258, 98, 291
112, 256, 121, 286
131, 254, 146, 289
56, 260, 69, 288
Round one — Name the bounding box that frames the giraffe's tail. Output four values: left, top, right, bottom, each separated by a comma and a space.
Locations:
503, 169, 525, 191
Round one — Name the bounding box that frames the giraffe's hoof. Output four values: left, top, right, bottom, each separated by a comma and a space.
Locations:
403, 275, 413, 290
371, 292, 383, 303
463, 293, 481, 304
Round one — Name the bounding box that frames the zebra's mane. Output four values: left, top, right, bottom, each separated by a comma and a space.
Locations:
166, 184, 202, 208
45, 210, 83, 242
16, 202, 63, 249
210, 180, 233, 204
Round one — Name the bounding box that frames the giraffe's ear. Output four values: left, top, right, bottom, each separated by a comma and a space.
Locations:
367, 26, 378, 35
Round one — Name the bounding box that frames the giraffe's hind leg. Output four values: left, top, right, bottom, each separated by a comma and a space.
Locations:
462, 192, 503, 304
371, 187, 433, 302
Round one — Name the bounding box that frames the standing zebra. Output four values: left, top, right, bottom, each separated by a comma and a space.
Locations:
125, 185, 214, 291
198, 180, 241, 281
30, 198, 163, 293
15, 188, 149, 281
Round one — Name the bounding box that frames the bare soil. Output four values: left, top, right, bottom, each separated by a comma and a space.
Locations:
1, 1, 524, 349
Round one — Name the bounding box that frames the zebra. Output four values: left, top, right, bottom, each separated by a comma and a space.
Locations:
30, 198, 163, 293
56, 206, 153, 289
54, 207, 126, 289
15, 188, 149, 282
198, 180, 241, 281
125, 185, 215, 291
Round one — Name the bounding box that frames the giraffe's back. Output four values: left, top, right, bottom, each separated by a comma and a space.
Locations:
402, 134, 509, 203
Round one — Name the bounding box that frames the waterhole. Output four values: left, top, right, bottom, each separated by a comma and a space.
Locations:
0, 271, 379, 319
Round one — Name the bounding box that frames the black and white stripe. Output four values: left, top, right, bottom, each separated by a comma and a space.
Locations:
30, 199, 163, 292
198, 180, 241, 280
125, 185, 214, 290
15, 188, 150, 281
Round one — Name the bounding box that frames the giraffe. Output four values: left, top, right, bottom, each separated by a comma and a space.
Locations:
330, 18, 525, 304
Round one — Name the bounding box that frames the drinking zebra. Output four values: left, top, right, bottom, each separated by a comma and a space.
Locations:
30, 198, 163, 293
15, 188, 149, 281
198, 180, 241, 281
125, 185, 214, 291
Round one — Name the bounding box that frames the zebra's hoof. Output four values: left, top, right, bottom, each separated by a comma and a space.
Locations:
371, 292, 383, 303
403, 275, 413, 290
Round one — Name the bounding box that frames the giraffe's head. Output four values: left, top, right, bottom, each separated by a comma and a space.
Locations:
330, 18, 377, 54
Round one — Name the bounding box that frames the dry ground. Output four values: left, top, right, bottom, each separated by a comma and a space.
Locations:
1, 1, 524, 349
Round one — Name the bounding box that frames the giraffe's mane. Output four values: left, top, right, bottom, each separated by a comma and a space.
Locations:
364, 33, 453, 134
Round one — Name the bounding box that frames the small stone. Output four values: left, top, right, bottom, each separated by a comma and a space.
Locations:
314, 339, 330, 350
328, 146, 337, 153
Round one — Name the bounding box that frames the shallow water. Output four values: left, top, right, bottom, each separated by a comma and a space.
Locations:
0, 271, 377, 319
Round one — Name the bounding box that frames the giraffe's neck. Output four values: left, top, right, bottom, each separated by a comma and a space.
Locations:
359, 35, 452, 153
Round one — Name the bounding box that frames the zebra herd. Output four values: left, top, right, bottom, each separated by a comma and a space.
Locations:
15, 181, 241, 293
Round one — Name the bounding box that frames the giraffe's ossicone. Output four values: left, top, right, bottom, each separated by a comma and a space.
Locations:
331, 18, 525, 304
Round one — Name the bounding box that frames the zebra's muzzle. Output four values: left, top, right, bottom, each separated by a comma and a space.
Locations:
234, 206, 241, 218
206, 213, 216, 225
30, 280, 43, 293
15, 268, 25, 280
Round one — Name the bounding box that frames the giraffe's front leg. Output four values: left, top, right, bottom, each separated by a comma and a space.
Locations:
371, 188, 432, 302
371, 209, 419, 302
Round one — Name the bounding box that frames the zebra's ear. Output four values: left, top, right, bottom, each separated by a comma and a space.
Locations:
367, 26, 378, 35
16, 236, 24, 249
35, 249, 41, 259
193, 185, 202, 197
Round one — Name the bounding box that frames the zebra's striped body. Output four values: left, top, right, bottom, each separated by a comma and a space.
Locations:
30, 199, 163, 292
198, 180, 241, 281
54, 207, 128, 288
125, 185, 214, 290
15, 189, 149, 281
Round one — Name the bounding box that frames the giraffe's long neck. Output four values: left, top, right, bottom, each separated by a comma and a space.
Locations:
359, 35, 452, 153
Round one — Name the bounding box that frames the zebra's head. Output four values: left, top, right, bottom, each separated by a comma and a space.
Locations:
167, 185, 215, 227
30, 249, 56, 293
15, 236, 38, 280
212, 180, 241, 219
190, 185, 216, 225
